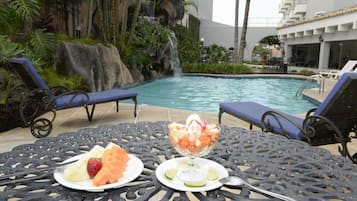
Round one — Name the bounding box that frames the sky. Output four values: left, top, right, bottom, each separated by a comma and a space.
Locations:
212, 0, 282, 27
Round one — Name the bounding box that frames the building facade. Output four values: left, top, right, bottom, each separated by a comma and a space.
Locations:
183, 0, 279, 61
278, 0, 357, 70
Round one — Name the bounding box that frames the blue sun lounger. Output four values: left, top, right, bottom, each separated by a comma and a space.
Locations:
219, 72, 357, 163
7, 58, 137, 138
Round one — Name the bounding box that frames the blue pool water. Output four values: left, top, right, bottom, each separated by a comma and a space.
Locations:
127, 76, 319, 114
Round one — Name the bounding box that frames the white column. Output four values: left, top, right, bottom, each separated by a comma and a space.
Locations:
318, 41, 330, 70
284, 43, 292, 64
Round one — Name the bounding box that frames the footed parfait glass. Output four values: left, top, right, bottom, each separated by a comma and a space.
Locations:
168, 122, 220, 183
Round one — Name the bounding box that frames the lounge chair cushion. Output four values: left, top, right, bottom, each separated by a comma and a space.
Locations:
54, 89, 137, 109
220, 102, 304, 139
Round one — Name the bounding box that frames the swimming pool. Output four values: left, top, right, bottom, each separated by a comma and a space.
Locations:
128, 76, 319, 114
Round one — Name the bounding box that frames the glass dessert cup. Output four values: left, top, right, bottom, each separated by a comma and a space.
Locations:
168, 122, 220, 183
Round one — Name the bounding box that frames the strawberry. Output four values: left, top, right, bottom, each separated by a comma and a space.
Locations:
87, 158, 102, 178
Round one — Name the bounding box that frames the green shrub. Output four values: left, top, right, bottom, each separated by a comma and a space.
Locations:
40, 67, 85, 90
172, 25, 200, 63
203, 44, 231, 63
182, 63, 253, 74
299, 69, 316, 76
55, 34, 98, 45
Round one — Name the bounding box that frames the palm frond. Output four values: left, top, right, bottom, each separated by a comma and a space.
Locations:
29, 29, 57, 60
0, 4, 21, 35
8, 0, 41, 21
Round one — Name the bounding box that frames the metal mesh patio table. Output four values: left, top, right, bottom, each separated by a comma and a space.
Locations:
0, 121, 356, 200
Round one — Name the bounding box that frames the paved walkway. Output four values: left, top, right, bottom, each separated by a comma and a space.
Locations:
0, 76, 355, 160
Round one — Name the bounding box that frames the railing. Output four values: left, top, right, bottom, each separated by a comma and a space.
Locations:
296, 74, 325, 96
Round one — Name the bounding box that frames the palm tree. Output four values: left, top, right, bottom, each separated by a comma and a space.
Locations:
237, 0, 250, 63
233, 0, 239, 63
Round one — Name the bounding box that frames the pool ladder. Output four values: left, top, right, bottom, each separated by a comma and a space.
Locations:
296, 74, 325, 97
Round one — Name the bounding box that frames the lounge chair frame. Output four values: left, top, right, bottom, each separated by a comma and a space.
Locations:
5, 58, 137, 138
219, 73, 357, 164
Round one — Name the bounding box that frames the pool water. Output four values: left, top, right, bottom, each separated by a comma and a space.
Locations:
127, 76, 319, 114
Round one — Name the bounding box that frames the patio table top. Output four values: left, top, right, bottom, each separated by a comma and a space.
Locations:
0, 121, 356, 200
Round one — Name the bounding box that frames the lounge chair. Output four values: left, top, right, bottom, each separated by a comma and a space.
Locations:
319, 60, 357, 79
219, 72, 357, 163
6, 58, 137, 138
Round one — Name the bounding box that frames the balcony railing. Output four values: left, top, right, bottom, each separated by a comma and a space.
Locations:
279, 0, 293, 12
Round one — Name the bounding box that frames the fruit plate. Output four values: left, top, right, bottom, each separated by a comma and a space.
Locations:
53, 154, 143, 192
155, 157, 228, 192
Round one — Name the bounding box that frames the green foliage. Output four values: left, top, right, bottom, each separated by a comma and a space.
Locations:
0, 7, 21, 35
0, 66, 19, 104
260, 35, 280, 46
253, 45, 271, 61
299, 69, 316, 76
0, 1, 56, 66
172, 25, 200, 63
8, 0, 41, 21
40, 67, 84, 90
182, 63, 253, 74
203, 44, 231, 63
134, 18, 169, 53
128, 18, 170, 66
30, 29, 56, 60
55, 34, 98, 45
0, 30, 56, 67
0, 35, 25, 63
244, 60, 265, 65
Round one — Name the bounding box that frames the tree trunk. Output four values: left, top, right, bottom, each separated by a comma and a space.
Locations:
237, 0, 250, 64
127, 0, 141, 46
72, 2, 76, 36
233, 0, 239, 63
64, 0, 70, 35
87, 0, 93, 37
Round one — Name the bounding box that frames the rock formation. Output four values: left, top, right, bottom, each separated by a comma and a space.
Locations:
55, 42, 134, 92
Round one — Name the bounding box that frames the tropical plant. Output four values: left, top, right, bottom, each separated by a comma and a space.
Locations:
172, 24, 200, 63
253, 45, 271, 62
29, 29, 57, 60
0, 36, 24, 63
203, 44, 230, 63
128, 18, 170, 68
95, 0, 142, 59
8, 0, 41, 21
0, 1, 56, 66
260, 35, 280, 46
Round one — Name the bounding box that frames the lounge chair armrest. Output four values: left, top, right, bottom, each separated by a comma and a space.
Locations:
303, 114, 343, 140
261, 110, 305, 139
305, 108, 317, 118
302, 114, 348, 150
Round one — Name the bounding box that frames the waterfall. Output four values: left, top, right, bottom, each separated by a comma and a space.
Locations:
167, 32, 181, 76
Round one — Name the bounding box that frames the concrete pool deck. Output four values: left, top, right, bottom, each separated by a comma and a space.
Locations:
0, 75, 356, 161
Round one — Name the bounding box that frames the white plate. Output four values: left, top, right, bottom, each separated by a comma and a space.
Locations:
54, 154, 143, 192
155, 157, 228, 192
